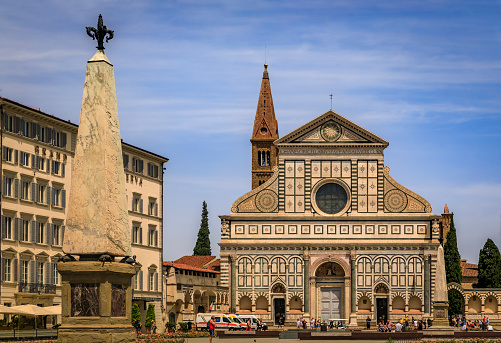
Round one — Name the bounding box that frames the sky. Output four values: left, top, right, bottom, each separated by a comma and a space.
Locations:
1, 1, 500, 264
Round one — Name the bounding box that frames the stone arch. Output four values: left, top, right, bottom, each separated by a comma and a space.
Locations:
357, 291, 372, 302
255, 296, 268, 312
239, 295, 252, 312
287, 291, 304, 302
271, 282, 286, 294
374, 282, 389, 294
485, 295, 498, 314
408, 296, 422, 313
315, 261, 346, 277
447, 282, 465, 296
184, 291, 191, 309
311, 256, 350, 277
392, 296, 405, 314
357, 295, 371, 313
289, 295, 303, 312
468, 294, 482, 313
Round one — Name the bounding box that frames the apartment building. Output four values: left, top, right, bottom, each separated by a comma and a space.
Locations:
0, 97, 168, 328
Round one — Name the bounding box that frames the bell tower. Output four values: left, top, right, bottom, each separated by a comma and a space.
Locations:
251, 64, 279, 189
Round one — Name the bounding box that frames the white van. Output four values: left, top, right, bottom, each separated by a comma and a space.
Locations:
196, 313, 242, 331
238, 314, 269, 330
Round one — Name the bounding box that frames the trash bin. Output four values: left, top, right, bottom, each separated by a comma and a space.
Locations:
321, 323, 327, 332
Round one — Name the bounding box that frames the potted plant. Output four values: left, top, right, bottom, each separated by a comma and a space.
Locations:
165, 321, 176, 333
178, 322, 188, 332
144, 304, 156, 334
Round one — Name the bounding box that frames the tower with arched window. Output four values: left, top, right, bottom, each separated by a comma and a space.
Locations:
251, 64, 279, 189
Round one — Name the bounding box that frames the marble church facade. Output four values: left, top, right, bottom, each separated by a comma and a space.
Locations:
219, 66, 442, 326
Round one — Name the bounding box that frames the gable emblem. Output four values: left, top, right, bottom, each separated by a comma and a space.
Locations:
320, 121, 341, 142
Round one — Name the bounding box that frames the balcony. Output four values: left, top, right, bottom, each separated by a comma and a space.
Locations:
18, 282, 56, 294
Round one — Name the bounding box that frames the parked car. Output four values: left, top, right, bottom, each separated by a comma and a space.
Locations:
238, 314, 269, 330
196, 313, 242, 331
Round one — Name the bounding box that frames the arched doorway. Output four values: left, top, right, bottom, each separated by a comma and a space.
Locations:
271, 283, 286, 324
315, 261, 346, 321
169, 312, 176, 323
197, 305, 205, 313
374, 284, 389, 322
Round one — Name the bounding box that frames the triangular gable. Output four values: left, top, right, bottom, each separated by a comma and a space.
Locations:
275, 110, 388, 147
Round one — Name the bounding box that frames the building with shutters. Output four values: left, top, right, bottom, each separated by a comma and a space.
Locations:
219, 65, 446, 327
0, 97, 168, 329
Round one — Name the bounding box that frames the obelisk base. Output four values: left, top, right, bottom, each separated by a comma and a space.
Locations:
432, 301, 451, 330
348, 313, 359, 329
57, 262, 136, 343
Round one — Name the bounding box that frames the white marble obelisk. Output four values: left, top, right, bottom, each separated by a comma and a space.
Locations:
432, 245, 451, 329
62, 50, 131, 257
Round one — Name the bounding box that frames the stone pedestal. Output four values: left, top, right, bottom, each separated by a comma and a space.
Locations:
347, 313, 358, 329
57, 262, 136, 343
432, 300, 450, 329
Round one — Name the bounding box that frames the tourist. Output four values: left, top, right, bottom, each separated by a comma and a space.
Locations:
366, 316, 371, 329
257, 318, 263, 331
246, 318, 252, 331
395, 321, 402, 332
310, 318, 315, 329
387, 320, 393, 332
151, 320, 157, 334
487, 324, 494, 331
413, 318, 418, 330
278, 316, 284, 329
297, 318, 301, 328
208, 316, 216, 343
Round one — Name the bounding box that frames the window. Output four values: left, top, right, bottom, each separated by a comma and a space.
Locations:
132, 157, 144, 173
147, 163, 159, 178
20, 219, 29, 242
53, 224, 60, 245
123, 154, 129, 169
2, 147, 13, 163
148, 271, 158, 292
53, 263, 59, 284
3, 113, 14, 132
3, 176, 13, 197
36, 222, 45, 244
38, 184, 46, 203
21, 260, 29, 283
36, 156, 45, 171
148, 199, 158, 216
148, 227, 158, 247
52, 161, 60, 175
258, 150, 270, 166
20, 152, 30, 167
37, 262, 44, 284
23, 121, 31, 138
20, 180, 30, 200
314, 182, 349, 215
1, 216, 13, 239
2, 258, 12, 281
52, 188, 60, 206
132, 195, 143, 213
132, 225, 142, 244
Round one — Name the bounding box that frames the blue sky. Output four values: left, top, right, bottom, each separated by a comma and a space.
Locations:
1, 1, 500, 263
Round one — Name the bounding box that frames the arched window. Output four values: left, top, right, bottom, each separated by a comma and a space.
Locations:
258, 151, 262, 166
266, 151, 270, 166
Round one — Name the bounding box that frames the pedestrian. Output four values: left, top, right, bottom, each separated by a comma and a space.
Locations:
246, 318, 252, 331
297, 318, 301, 328
151, 320, 157, 334
187, 320, 193, 331
208, 316, 216, 343
366, 316, 371, 329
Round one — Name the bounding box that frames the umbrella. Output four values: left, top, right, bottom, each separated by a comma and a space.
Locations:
42, 305, 61, 316
0, 305, 22, 314
9, 304, 49, 316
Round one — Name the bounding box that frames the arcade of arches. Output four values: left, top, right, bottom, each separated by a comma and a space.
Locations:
447, 283, 501, 320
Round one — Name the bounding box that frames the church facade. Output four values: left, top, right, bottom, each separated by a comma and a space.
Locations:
219, 65, 442, 326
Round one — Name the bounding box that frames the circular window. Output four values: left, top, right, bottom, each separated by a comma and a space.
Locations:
260, 127, 268, 134
314, 182, 348, 215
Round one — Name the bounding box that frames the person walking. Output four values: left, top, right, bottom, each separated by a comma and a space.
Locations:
246, 318, 252, 331
208, 316, 216, 343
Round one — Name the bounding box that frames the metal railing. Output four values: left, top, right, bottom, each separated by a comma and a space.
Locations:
17, 282, 56, 294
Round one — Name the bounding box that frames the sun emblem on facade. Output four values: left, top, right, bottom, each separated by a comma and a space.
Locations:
320, 121, 342, 142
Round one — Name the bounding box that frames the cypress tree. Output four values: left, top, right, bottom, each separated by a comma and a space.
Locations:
443, 217, 463, 314
145, 304, 156, 328
131, 303, 141, 326
193, 201, 211, 256
476, 238, 501, 288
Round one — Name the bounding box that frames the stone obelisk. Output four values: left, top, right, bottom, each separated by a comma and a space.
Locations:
58, 14, 136, 343
432, 244, 451, 329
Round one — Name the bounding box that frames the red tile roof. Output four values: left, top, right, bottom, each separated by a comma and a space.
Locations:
174, 255, 216, 268
163, 261, 220, 274
461, 261, 478, 277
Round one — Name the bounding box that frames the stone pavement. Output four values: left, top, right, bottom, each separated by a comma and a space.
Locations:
182, 338, 395, 343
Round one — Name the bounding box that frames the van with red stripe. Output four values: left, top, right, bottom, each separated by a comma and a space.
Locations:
196, 313, 243, 331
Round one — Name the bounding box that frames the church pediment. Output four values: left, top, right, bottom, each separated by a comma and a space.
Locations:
275, 110, 388, 147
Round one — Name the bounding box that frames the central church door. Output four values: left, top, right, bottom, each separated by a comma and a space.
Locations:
320, 287, 341, 321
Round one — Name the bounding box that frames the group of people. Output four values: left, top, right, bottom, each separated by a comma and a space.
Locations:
451, 315, 493, 331
132, 319, 157, 337
295, 317, 344, 330
245, 317, 265, 331
366, 316, 432, 332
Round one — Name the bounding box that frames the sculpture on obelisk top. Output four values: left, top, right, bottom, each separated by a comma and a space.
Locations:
62, 14, 131, 259
86, 14, 114, 51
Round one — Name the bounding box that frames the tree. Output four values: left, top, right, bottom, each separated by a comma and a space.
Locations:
131, 303, 141, 326
145, 304, 156, 328
476, 238, 501, 288
443, 217, 463, 315
193, 201, 211, 256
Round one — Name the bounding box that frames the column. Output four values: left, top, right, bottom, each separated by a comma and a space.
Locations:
230, 254, 237, 311
303, 253, 309, 314
424, 254, 430, 314
348, 252, 358, 328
